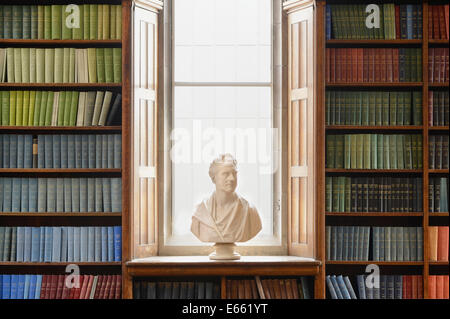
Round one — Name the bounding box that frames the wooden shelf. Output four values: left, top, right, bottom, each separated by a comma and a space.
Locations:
429, 83, 449, 88
429, 212, 450, 217
0, 39, 122, 46
429, 126, 450, 131
0, 126, 122, 132
326, 82, 423, 88
326, 261, 424, 266
0, 83, 122, 88
428, 169, 449, 174
326, 125, 423, 131
327, 39, 422, 45
326, 212, 424, 217
428, 39, 450, 45
0, 212, 121, 217
0, 169, 122, 174
429, 261, 449, 266
326, 169, 422, 173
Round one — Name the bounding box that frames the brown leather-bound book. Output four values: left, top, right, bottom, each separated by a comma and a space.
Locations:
439, 6, 447, 40
428, 91, 434, 126
351, 48, 358, 82
94, 276, 104, 299
254, 276, 265, 299
290, 279, 299, 299
100, 275, 109, 299
243, 280, 252, 299
284, 280, 293, 299
403, 275, 410, 299
108, 275, 116, 299
434, 48, 441, 83
402, 276, 408, 299
326, 48, 330, 83
393, 49, 399, 81
411, 275, 418, 299
238, 280, 245, 299
357, 48, 363, 82
226, 280, 232, 299
279, 279, 287, 299
375, 48, 381, 82
55, 275, 65, 299
363, 48, 369, 82
429, 226, 439, 261
436, 276, 444, 299
380, 48, 387, 82
386, 48, 393, 82
428, 6, 433, 39
429, 48, 435, 82
445, 48, 449, 82
40, 275, 48, 299
438, 226, 449, 261
261, 279, 271, 299
61, 275, 70, 299
343, 48, 349, 82
440, 48, 446, 82
250, 279, 259, 299
115, 275, 122, 299
330, 48, 336, 83
433, 6, 440, 40
395, 5, 401, 39
429, 276, 436, 299
417, 276, 423, 299
272, 279, 282, 299
444, 276, 449, 299
369, 48, 375, 82
336, 48, 342, 83
346, 48, 352, 82
103, 275, 113, 299
49, 274, 58, 299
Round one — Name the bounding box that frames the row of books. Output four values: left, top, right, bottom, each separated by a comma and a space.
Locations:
428, 48, 449, 83
133, 281, 221, 299
326, 134, 423, 170
227, 277, 311, 299
429, 276, 450, 299
326, 48, 422, 83
0, 177, 122, 213
326, 226, 423, 261
325, 177, 423, 213
327, 275, 426, 299
428, 5, 450, 40
428, 91, 449, 126
0, 5, 122, 40
0, 91, 121, 127
326, 4, 422, 40
429, 135, 449, 170
0, 134, 122, 169
0, 226, 122, 262
429, 177, 449, 213
0, 48, 122, 83
429, 226, 449, 262
0, 274, 121, 299
325, 91, 422, 126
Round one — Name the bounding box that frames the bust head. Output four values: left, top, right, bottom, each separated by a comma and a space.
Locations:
209, 154, 238, 194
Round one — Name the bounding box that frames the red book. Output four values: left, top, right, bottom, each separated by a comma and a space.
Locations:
428, 91, 434, 126
103, 275, 112, 299
61, 275, 70, 299
434, 48, 441, 83
369, 48, 375, 82
339, 48, 345, 82
445, 48, 449, 82
108, 276, 116, 299
374, 48, 381, 82
330, 48, 336, 83
429, 48, 435, 82
335, 48, 341, 83
357, 48, 363, 82
55, 275, 65, 299
438, 226, 449, 261
434, 6, 440, 40
386, 48, 393, 82
73, 275, 85, 299
79, 275, 90, 299
40, 275, 48, 299
402, 276, 408, 299
395, 5, 401, 39
445, 5, 449, 40
429, 276, 437, 299
94, 276, 104, 299
347, 48, 352, 82
326, 48, 330, 83
404, 276, 411, 299
380, 48, 387, 82
115, 275, 122, 299
411, 275, 418, 299
363, 48, 369, 82
83, 275, 94, 299
351, 48, 358, 82
444, 276, 449, 299
436, 276, 444, 299
417, 276, 423, 299
49, 275, 58, 299
440, 48, 446, 82
429, 5, 434, 39
393, 49, 399, 82
439, 6, 447, 40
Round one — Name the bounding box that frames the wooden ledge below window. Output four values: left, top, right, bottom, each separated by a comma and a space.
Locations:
126, 256, 321, 277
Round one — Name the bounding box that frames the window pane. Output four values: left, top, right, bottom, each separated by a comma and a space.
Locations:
171, 87, 274, 242
174, 0, 272, 83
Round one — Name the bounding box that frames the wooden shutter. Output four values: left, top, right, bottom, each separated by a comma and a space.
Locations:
131, 3, 160, 258
287, 1, 316, 258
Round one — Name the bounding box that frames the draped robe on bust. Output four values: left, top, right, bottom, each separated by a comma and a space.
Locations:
191, 192, 262, 243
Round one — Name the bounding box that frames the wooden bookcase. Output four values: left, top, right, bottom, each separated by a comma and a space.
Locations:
0, 0, 129, 298
315, 0, 449, 299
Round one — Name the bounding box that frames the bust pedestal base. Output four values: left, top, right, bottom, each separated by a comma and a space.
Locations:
209, 243, 240, 260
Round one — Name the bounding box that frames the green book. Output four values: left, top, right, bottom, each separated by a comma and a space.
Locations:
116, 5, 122, 40
63, 48, 70, 83
326, 176, 333, 212
13, 48, 22, 83
330, 91, 336, 125
384, 135, 390, 169
61, 5, 72, 40
396, 92, 404, 125
412, 91, 422, 125
6, 48, 15, 83
355, 92, 362, 125
21, 48, 30, 83
16, 90, 23, 126
416, 135, 423, 169
89, 4, 98, 40
335, 135, 344, 169
44, 91, 54, 126
356, 134, 364, 169
416, 49, 422, 82
325, 91, 330, 125
31, 6, 38, 39
72, 4, 83, 40
104, 48, 114, 83
397, 135, 405, 169
389, 135, 397, 169
344, 91, 351, 125
404, 92, 411, 125
44, 5, 51, 39
405, 48, 412, 82
102, 4, 110, 40
87, 48, 97, 83
44, 48, 54, 83
9, 91, 16, 125
36, 48, 45, 83
338, 177, 345, 212
63, 91, 72, 126
33, 91, 42, 126
22, 91, 30, 126
83, 5, 90, 40
0, 7, 4, 39
411, 133, 418, 169
39, 91, 48, 126
69, 48, 76, 83
12, 5, 22, 39
404, 135, 412, 169
51, 5, 62, 40
326, 135, 336, 168
69, 91, 80, 126
57, 91, 66, 126
345, 177, 351, 212
363, 134, 371, 169
377, 134, 384, 169
335, 91, 341, 125
350, 134, 357, 169
389, 91, 397, 126
344, 134, 351, 169
3, 6, 13, 39
30, 48, 36, 83
375, 92, 383, 126
369, 92, 376, 126
113, 48, 122, 83
382, 92, 390, 126
37, 5, 45, 39
332, 177, 339, 212
361, 92, 369, 126
371, 134, 377, 169
96, 48, 105, 83
54, 48, 64, 83
2, 91, 10, 126
110, 5, 116, 40
97, 4, 104, 40
22, 5, 31, 39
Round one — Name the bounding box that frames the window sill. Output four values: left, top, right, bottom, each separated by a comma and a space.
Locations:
126, 256, 321, 277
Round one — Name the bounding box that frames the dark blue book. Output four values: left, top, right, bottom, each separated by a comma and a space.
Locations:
46, 178, 56, 212
330, 275, 343, 299
2, 135, 9, 168
20, 178, 29, 212
102, 178, 111, 212
336, 275, 351, 299
380, 275, 387, 299
101, 227, 108, 262
88, 134, 96, 168
71, 178, 80, 212
24, 135, 33, 168
107, 134, 114, 168
67, 227, 74, 262
74, 227, 81, 262
11, 177, 21, 212
406, 5, 413, 39
37, 135, 45, 168
101, 134, 107, 168
56, 178, 64, 212
326, 276, 338, 299
81, 134, 89, 168
61, 226, 68, 262
17, 275, 25, 299
88, 227, 95, 262
28, 275, 37, 299
87, 178, 95, 212
67, 134, 75, 168
343, 276, 357, 299
53, 135, 61, 168
63, 178, 72, 212
17, 134, 24, 168
10, 275, 19, 299
111, 178, 122, 213
80, 227, 88, 262
51, 227, 61, 262
24, 227, 32, 262
31, 227, 40, 262
79, 178, 88, 212
9, 134, 17, 168
386, 275, 395, 299
98, 134, 104, 168
2, 274, 11, 299
94, 226, 101, 262
75, 134, 82, 168
326, 5, 331, 40
3, 178, 12, 211
114, 226, 121, 261
95, 178, 103, 212
44, 226, 53, 262
44, 135, 53, 168
108, 226, 114, 262
60, 134, 68, 168
37, 178, 47, 212
16, 227, 25, 262
394, 275, 403, 299
114, 134, 121, 168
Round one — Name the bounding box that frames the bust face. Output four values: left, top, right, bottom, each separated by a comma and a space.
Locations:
213, 165, 237, 194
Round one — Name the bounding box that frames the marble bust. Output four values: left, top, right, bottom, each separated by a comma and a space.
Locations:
190, 154, 262, 246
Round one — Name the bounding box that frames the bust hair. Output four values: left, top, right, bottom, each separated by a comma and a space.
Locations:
208, 154, 238, 182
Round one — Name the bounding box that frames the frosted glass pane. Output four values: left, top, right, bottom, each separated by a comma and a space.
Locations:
174, 0, 272, 83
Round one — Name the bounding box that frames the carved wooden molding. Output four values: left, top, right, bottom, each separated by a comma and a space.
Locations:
133, 0, 163, 12
283, 0, 315, 13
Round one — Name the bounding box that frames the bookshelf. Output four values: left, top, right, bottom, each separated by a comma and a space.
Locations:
317, 0, 449, 299
0, 0, 127, 299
